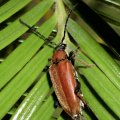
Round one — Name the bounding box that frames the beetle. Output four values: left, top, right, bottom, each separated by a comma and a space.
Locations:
48, 11, 98, 119
49, 43, 83, 119
19, 10, 98, 120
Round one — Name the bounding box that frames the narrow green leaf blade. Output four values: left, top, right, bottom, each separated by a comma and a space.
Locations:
0, 13, 56, 119
0, 0, 54, 50
0, 0, 31, 23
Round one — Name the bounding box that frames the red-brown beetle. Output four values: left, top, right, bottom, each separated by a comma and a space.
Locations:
47, 13, 82, 119
49, 42, 84, 119
20, 10, 98, 120
48, 11, 98, 119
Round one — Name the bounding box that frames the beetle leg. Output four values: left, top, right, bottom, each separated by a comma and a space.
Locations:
54, 99, 61, 108
42, 58, 53, 72
74, 79, 81, 94
68, 50, 76, 66
42, 65, 50, 72
69, 49, 94, 67
74, 75, 98, 119
76, 90, 99, 120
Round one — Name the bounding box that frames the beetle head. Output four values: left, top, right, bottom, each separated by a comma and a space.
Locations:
56, 43, 66, 51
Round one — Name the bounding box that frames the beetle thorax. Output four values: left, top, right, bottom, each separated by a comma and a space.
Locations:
52, 50, 68, 64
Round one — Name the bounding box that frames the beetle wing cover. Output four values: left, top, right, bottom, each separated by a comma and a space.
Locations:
49, 60, 80, 117
49, 63, 70, 112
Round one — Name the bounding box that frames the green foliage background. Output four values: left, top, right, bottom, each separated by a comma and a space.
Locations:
0, 0, 120, 120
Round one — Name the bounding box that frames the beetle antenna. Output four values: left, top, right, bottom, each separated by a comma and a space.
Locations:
61, 9, 72, 44
19, 19, 57, 47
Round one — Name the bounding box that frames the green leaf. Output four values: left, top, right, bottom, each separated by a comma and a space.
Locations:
0, 0, 31, 23
0, 0, 54, 88
0, 0, 54, 50
0, 0, 120, 120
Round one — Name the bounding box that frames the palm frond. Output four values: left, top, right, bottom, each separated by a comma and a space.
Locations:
0, 0, 120, 120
